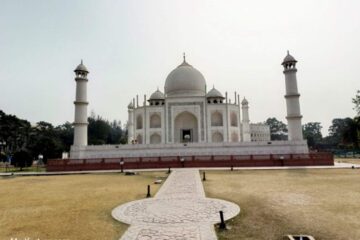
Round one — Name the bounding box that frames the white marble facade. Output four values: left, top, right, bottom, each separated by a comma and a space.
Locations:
250, 123, 271, 142
127, 55, 270, 145
70, 52, 308, 159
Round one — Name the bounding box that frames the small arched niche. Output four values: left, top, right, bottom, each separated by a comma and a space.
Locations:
230, 112, 238, 127
212, 132, 224, 143
150, 114, 161, 128
150, 133, 161, 144
231, 132, 239, 142
136, 115, 143, 129
211, 111, 223, 127
136, 134, 143, 144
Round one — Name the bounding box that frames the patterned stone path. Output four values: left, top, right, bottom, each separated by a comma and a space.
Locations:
112, 169, 240, 239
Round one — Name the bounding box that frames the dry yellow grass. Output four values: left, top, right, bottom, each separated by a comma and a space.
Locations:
203, 169, 360, 240
335, 157, 360, 165
0, 172, 166, 240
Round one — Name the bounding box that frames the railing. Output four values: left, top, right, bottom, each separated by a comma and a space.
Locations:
46, 153, 334, 172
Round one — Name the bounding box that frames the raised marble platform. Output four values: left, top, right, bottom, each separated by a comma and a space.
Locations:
70, 140, 308, 159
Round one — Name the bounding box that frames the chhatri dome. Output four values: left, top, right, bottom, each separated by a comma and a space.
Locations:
149, 88, 165, 100
282, 50, 297, 64
74, 60, 89, 73
206, 86, 224, 99
164, 54, 206, 97
241, 97, 249, 105
127, 101, 134, 109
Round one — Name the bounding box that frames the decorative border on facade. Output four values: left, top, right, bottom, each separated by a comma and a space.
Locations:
167, 102, 205, 142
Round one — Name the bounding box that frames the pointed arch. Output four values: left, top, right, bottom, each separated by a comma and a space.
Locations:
212, 132, 224, 143
174, 111, 198, 143
150, 133, 161, 144
136, 115, 143, 129
231, 132, 239, 142
211, 111, 223, 126
150, 113, 161, 128
136, 134, 143, 144
230, 112, 238, 127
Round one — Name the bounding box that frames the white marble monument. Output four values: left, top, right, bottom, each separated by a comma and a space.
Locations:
128, 54, 270, 145
70, 52, 308, 159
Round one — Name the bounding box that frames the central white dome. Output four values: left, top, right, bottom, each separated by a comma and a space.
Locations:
164, 58, 206, 97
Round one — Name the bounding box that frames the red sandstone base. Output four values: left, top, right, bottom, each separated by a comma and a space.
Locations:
46, 153, 334, 172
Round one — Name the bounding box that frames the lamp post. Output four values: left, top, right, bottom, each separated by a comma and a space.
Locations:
279, 155, 284, 166
0, 141, 6, 171
0, 141, 6, 156
38, 154, 43, 172
180, 157, 185, 168
120, 159, 124, 173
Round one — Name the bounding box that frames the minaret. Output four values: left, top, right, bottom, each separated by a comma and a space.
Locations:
241, 98, 251, 142
282, 51, 303, 141
73, 60, 89, 146
127, 101, 134, 144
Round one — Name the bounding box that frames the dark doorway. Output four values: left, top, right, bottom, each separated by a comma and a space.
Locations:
182, 129, 192, 143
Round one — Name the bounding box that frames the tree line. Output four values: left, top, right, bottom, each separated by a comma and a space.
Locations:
0, 111, 127, 166
265, 117, 359, 150
266, 91, 360, 150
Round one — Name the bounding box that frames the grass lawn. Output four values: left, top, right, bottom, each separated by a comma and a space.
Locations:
0, 166, 46, 173
203, 169, 360, 240
0, 172, 167, 240
335, 157, 360, 165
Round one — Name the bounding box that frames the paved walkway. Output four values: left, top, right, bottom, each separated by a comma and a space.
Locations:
112, 169, 240, 240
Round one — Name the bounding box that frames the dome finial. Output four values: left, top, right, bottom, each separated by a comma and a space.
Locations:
178, 52, 191, 67
74, 59, 89, 73
241, 97, 249, 105
282, 50, 297, 65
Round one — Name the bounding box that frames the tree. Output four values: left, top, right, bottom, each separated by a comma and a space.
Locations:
0, 110, 31, 153
108, 120, 124, 144
327, 118, 359, 148
342, 118, 359, 149
302, 122, 322, 148
12, 150, 32, 170
0, 152, 7, 162
0, 109, 127, 162
88, 114, 127, 145
265, 118, 288, 140
56, 122, 74, 152
27, 121, 64, 162
88, 115, 112, 145
352, 90, 360, 116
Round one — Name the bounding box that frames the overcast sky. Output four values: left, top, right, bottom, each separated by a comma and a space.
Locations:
1, 0, 359, 136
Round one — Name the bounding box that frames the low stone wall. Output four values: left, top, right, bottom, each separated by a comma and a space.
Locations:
47, 152, 334, 172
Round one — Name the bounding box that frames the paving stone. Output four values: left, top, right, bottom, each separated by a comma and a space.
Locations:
112, 169, 240, 240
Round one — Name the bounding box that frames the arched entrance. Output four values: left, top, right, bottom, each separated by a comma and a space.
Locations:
174, 111, 198, 143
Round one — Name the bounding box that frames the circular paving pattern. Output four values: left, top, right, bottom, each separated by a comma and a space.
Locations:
112, 197, 240, 226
